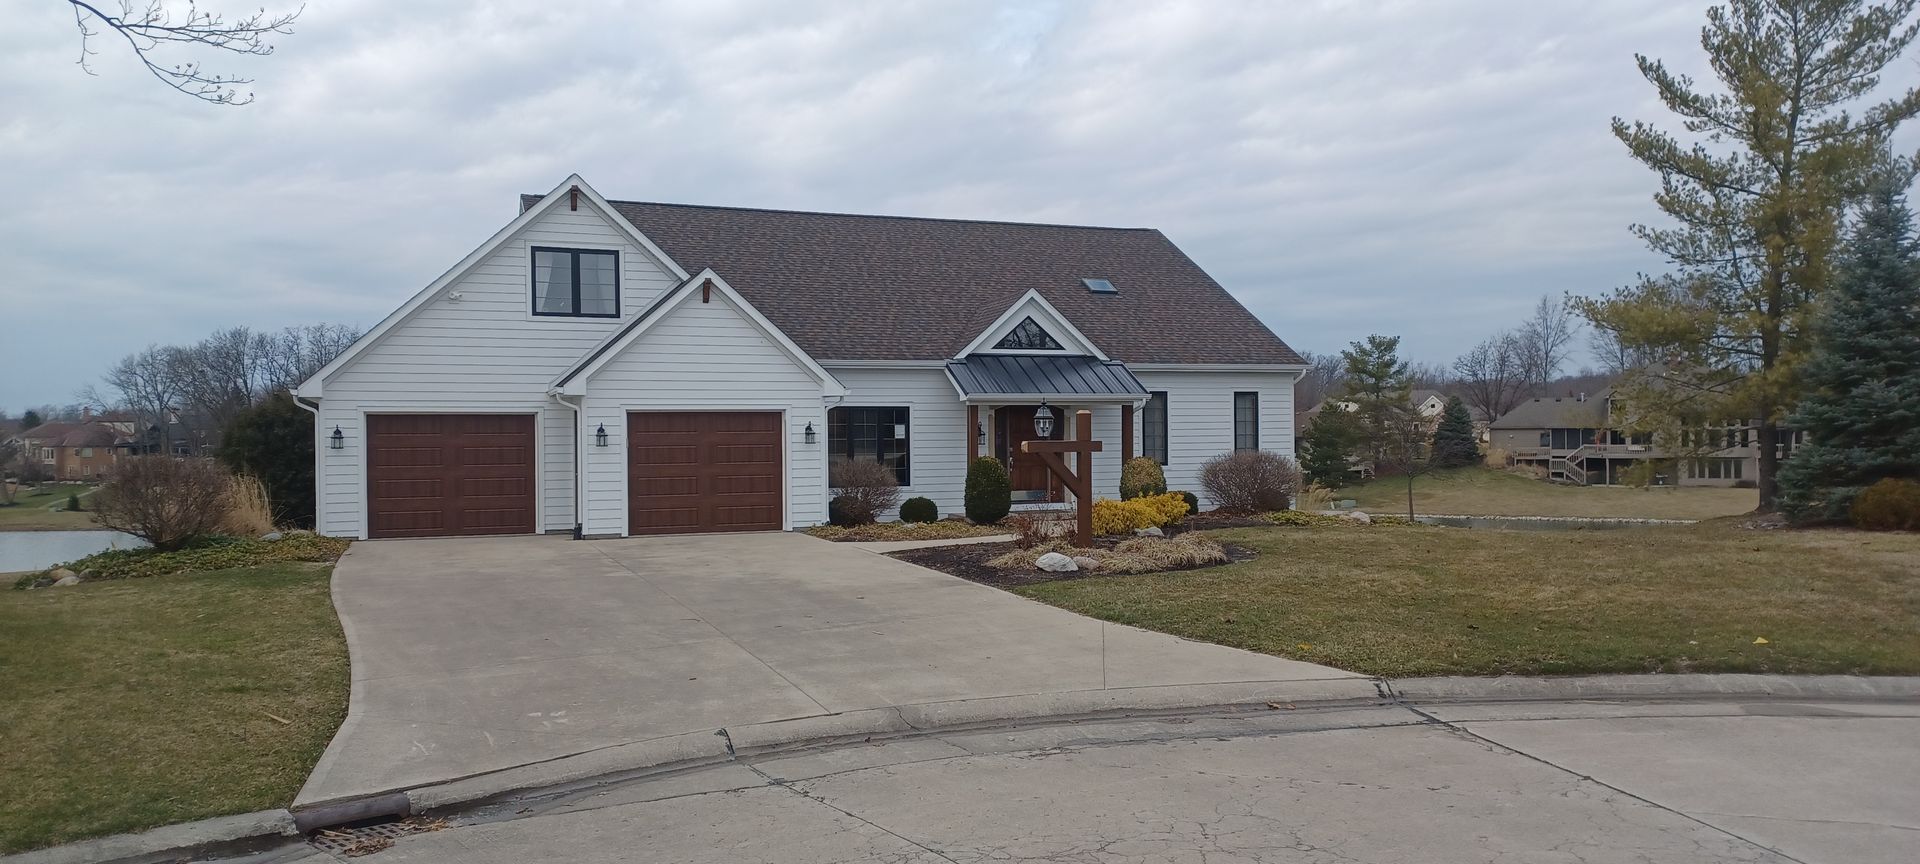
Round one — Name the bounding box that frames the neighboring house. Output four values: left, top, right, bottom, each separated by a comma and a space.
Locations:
54, 423, 126, 479
14, 422, 79, 478
296, 176, 1307, 540
1489, 388, 1793, 486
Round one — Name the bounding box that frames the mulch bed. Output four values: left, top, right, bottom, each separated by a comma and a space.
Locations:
887, 535, 1257, 588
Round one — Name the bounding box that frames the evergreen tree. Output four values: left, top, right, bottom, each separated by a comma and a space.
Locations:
1430, 396, 1480, 469
1777, 175, 1920, 521
21, 410, 42, 430
1299, 409, 1359, 488
1574, 0, 1920, 510
219, 391, 316, 528
1338, 335, 1415, 473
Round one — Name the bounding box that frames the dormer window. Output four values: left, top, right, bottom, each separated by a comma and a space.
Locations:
532, 247, 619, 318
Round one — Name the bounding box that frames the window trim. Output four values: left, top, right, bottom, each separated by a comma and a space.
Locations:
827, 405, 912, 486
530, 246, 621, 319
1233, 391, 1259, 451
1143, 391, 1169, 465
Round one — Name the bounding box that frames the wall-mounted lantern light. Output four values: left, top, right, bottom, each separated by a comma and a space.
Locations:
329, 426, 345, 450
976, 422, 987, 449
804, 421, 817, 444
1033, 403, 1056, 439
595, 424, 609, 447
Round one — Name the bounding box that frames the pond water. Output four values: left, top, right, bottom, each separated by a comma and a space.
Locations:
1411, 515, 1677, 531
0, 530, 148, 573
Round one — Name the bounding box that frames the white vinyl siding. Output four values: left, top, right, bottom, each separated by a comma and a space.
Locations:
827, 368, 969, 519
314, 200, 680, 538
579, 291, 828, 537
1132, 369, 1298, 509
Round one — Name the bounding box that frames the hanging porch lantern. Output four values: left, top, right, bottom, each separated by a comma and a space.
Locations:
595, 424, 610, 447
329, 426, 345, 450
1033, 403, 1056, 439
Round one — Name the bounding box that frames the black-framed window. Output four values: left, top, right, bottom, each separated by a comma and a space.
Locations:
828, 406, 910, 485
1143, 392, 1169, 465
531, 247, 619, 318
1233, 392, 1259, 451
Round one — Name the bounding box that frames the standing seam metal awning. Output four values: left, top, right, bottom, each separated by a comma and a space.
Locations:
944, 354, 1149, 401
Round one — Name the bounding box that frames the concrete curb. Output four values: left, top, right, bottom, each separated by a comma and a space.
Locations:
0, 809, 298, 864
1387, 673, 1920, 703
15, 673, 1920, 864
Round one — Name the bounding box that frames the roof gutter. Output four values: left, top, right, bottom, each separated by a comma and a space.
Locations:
289, 391, 324, 532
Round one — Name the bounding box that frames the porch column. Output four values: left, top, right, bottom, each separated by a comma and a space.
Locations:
967, 404, 979, 459
1121, 404, 1134, 461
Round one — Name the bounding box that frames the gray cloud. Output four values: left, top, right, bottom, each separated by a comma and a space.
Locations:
2, 0, 1911, 407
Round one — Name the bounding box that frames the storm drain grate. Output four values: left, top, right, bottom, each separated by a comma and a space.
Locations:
310, 818, 449, 858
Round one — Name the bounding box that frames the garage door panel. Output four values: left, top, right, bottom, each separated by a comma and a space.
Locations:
368, 414, 536, 539
629, 411, 782, 536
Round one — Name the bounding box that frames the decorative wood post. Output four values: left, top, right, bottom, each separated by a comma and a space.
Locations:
967, 404, 979, 459
1121, 404, 1134, 462
1021, 409, 1103, 546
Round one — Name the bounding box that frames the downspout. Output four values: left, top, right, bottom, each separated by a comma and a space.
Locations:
549, 390, 585, 540
290, 390, 323, 532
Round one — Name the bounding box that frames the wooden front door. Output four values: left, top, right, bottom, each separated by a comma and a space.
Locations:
628, 411, 783, 535
996, 406, 1061, 502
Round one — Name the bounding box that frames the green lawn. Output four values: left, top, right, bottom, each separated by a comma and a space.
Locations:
0, 484, 99, 531
1017, 522, 1920, 678
1341, 467, 1759, 520
0, 564, 348, 852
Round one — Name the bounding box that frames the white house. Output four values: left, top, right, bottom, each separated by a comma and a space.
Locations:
296, 176, 1307, 539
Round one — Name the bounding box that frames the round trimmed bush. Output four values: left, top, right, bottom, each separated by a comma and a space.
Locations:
1119, 457, 1167, 500
1175, 490, 1199, 515
964, 456, 1012, 524
1851, 478, 1920, 531
899, 496, 939, 524
827, 496, 860, 528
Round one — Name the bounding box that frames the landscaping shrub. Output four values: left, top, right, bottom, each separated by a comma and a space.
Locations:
828, 459, 900, 526
826, 496, 859, 528
90, 456, 232, 551
1267, 510, 1350, 527
899, 496, 939, 524
1295, 483, 1333, 513
1198, 450, 1300, 513
1851, 478, 1920, 531
964, 456, 1012, 524
219, 391, 317, 528
985, 535, 1229, 574
221, 474, 276, 536
65, 493, 83, 512
806, 521, 1003, 542
1119, 457, 1167, 500
1004, 513, 1053, 549
1175, 490, 1199, 516
1091, 493, 1191, 536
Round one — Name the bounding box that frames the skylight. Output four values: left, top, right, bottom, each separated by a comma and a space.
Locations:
1083, 278, 1117, 294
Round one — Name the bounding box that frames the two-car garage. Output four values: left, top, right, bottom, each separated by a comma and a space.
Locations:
364, 411, 783, 539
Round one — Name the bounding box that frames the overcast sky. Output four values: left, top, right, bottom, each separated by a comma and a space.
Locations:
4, 1, 1910, 410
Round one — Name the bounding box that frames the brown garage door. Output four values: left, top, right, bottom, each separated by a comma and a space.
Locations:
367, 414, 536, 538
629, 411, 782, 535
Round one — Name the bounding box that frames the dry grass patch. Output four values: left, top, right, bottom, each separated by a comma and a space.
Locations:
1343, 467, 1759, 520
1016, 522, 1920, 677
0, 563, 349, 852
806, 521, 1007, 542
987, 535, 1230, 574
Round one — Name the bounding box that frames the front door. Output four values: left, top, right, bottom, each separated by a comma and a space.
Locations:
996, 405, 1062, 502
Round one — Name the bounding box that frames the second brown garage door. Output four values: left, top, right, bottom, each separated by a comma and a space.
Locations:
628, 411, 783, 535
367, 414, 536, 539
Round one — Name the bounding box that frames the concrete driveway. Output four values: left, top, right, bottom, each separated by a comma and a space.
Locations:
297, 532, 1364, 805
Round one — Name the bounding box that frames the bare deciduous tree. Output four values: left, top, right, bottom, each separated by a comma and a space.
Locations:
1514, 294, 1579, 390
65, 0, 302, 105
98, 345, 183, 445
1453, 333, 1528, 424
1294, 351, 1347, 410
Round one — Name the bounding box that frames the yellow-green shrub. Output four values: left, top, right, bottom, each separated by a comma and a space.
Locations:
1851, 478, 1920, 531
1091, 492, 1191, 535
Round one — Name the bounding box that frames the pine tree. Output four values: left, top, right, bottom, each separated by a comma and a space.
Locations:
1338, 335, 1415, 473
1430, 396, 1480, 469
1777, 175, 1920, 521
21, 410, 42, 431
1574, 0, 1920, 510
1299, 409, 1359, 488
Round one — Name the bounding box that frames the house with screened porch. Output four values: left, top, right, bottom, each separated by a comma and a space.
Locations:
296, 176, 1306, 539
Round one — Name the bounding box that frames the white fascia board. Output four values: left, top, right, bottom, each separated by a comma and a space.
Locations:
1126, 363, 1308, 373
956, 289, 1109, 361
555, 269, 847, 398
296, 174, 689, 399
818, 359, 948, 369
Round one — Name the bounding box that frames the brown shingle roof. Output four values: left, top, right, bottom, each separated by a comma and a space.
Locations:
58, 423, 123, 448
18, 421, 79, 442
1490, 389, 1613, 430
527, 196, 1303, 366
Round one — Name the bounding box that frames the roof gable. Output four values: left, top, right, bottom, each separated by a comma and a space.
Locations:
563, 198, 1303, 366
959, 289, 1108, 360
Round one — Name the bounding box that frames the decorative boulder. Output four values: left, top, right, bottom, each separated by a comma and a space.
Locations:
52, 575, 81, 587
260, 531, 285, 541
1344, 511, 1373, 524
1134, 526, 1165, 537
1071, 556, 1101, 571
49, 568, 78, 582
1035, 552, 1079, 573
